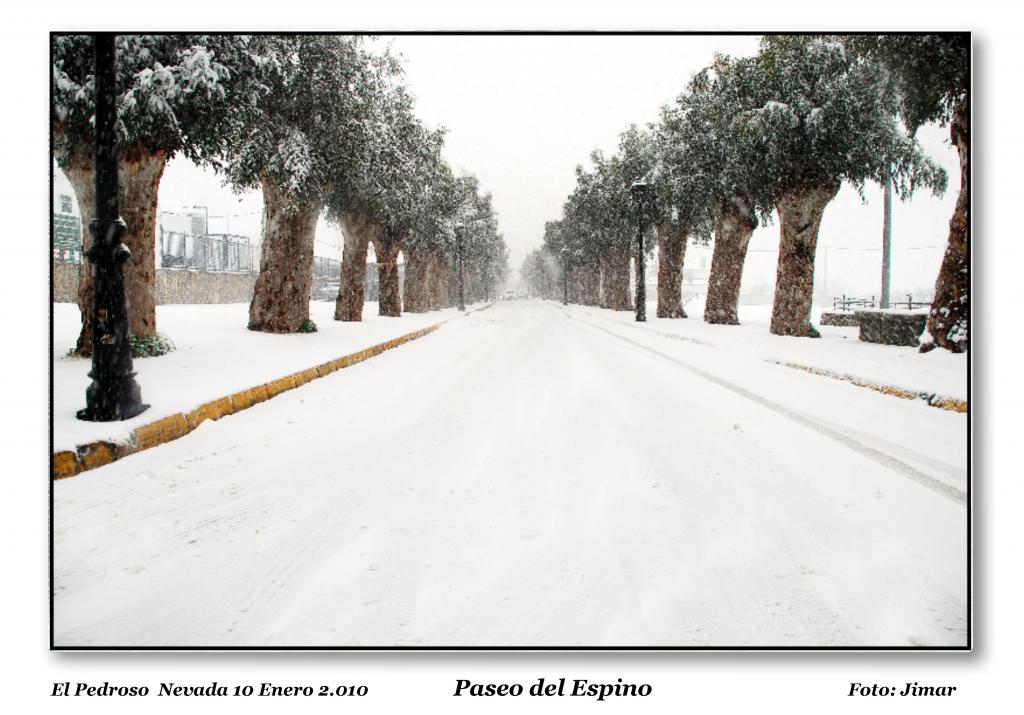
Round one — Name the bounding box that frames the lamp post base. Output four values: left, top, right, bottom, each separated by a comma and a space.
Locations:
77, 376, 149, 422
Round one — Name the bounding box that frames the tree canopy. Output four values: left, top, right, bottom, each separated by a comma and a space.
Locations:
52, 34, 266, 167
660, 54, 775, 225
741, 36, 947, 199
453, 177, 509, 296
224, 35, 392, 207
326, 70, 449, 236
845, 33, 969, 133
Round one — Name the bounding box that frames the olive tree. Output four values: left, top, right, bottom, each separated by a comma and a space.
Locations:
224, 35, 387, 332
402, 164, 461, 314
466, 227, 510, 304
620, 123, 714, 319
568, 156, 634, 311
744, 37, 946, 336
371, 118, 449, 317
557, 193, 602, 305
521, 248, 559, 299
329, 75, 445, 320
662, 54, 775, 325
557, 174, 596, 303
53, 34, 260, 352
540, 220, 570, 302
450, 177, 507, 305
847, 34, 970, 352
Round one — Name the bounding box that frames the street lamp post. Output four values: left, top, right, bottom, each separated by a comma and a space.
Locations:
881, 175, 893, 309
630, 179, 650, 323
77, 33, 148, 422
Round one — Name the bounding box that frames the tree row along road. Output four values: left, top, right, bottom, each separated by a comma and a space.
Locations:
54, 301, 967, 647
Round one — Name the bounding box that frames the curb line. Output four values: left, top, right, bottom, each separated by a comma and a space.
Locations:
769, 360, 968, 413
53, 322, 445, 480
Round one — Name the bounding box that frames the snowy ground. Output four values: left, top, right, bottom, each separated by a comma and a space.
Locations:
53, 299, 967, 647
52, 301, 464, 453
580, 296, 968, 401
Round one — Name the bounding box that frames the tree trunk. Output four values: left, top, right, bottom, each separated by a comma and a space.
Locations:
248, 178, 321, 332
605, 245, 633, 311
705, 196, 758, 325
373, 233, 404, 317
334, 211, 377, 322
656, 222, 689, 319
65, 144, 167, 354
435, 249, 456, 309
63, 149, 97, 356
465, 266, 480, 304
403, 244, 430, 313
598, 254, 610, 308
425, 249, 440, 310
424, 250, 438, 310
770, 183, 840, 336
119, 145, 166, 340
927, 97, 969, 352
568, 264, 591, 304
424, 248, 442, 310
580, 262, 600, 305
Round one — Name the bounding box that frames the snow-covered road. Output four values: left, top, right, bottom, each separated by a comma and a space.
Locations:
54, 300, 968, 647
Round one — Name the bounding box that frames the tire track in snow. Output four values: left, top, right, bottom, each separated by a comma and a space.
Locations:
562, 311, 967, 506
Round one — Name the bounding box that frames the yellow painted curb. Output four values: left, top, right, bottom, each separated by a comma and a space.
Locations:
78, 441, 132, 471
52, 451, 81, 480
930, 397, 968, 413
772, 360, 968, 413
264, 375, 297, 399
185, 396, 234, 430
132, 413, 190, 452
229, 384, 269, 412
291, 367, 319, 386
52, 317, 453, 481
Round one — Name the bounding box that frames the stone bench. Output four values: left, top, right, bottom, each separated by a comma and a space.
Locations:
854, 309, 928, 347
819, 311, 860, 327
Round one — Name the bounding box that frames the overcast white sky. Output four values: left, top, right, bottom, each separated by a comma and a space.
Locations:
388, 34, 958, 297
388, 35, 765, 262
54, 33, 959, 298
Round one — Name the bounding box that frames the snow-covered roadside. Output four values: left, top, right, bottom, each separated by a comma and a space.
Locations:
558, 300, 966, 498
52, 301, 467, 453
563, 298, 968, 401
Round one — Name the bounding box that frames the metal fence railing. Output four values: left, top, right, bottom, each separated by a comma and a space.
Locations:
313, 255, 341, 279
52, 223, 379, 296
160, 231, 259, 273
833, 294, 931, 312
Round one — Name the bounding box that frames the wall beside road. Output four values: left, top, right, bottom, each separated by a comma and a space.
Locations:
53, 263, 257, 305
156, 269, 257, 304
53, 262, 80, 304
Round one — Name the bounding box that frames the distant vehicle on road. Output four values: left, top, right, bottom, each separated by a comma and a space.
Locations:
502, 290, 516, 301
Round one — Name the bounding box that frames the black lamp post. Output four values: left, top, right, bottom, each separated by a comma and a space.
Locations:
630, 179, 650, 323
454, 223, 466, 312
77, 34, 148, 422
